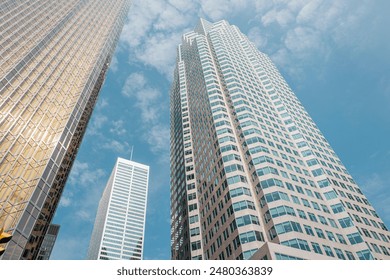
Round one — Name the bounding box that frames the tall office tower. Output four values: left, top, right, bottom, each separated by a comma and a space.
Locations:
87, 158, 149, 260
0, 0, 131, 259
170, 19, 390, 260
37, 224, 60, 260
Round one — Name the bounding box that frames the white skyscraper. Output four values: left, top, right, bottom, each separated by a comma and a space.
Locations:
170, 19, 390, 260
87, 158, 149, 260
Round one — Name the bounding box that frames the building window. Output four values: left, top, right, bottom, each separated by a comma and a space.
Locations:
356, 250, 374, 260
297, 209, 307, 219
345, 250, 355, 260
315, 228, 325, 239
275, 253, 305, 260
336, 233, 347, 244
190, 227, 200, 237
338, 217, 354, 228
334, 248, 346, 260
191, 241, 201, 251
311, 242, 323, 255
239, 230, 264, 244
323, 245, 334, 257
269, 221, 302, 240
281, 238, 311, 252
347, 232, 364, 245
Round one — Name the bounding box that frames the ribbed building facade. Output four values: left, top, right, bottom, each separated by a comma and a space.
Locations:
0, 0, 131, 259
170, 19, 390, 260
87, 158, 149, 260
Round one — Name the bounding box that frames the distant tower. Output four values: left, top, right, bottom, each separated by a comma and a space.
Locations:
87, 158, 149, 260
0, 0, 131, 259
170, 19, 390, 260
37, 224, 60, 260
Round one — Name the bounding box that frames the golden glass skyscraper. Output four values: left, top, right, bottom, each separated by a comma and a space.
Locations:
0, 0, 131, 259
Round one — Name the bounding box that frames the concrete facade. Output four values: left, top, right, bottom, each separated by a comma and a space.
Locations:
170, 19, 390, 260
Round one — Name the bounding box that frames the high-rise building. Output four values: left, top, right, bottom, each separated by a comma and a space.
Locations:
170, 19, 390, 260
0, 0, 131, 259
37, 224, 60, 260
87, 158, 149, 260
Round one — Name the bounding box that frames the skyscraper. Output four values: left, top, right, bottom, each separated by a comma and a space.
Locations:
0, 0, 131, 259
170, 19, 390, 260
87, 158, 149, 260
37, 224, 60, 260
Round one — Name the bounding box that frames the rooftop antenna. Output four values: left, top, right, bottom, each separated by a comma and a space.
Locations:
130, 145, 134, 161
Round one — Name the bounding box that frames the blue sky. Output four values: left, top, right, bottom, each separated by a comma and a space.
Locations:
51, 0, 390, 259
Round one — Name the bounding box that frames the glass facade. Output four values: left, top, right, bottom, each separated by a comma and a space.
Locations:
37, 224, 60, 260
0, 0, 131, 259
170, 19, 390, 260
87, 158, 149, 260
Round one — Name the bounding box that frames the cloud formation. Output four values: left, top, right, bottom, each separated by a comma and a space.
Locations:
118, 0, 377, 81
109, 120, 127, 136
68, 161, 106, 187
58, 160, 107, 232
101, 140, 131, 154
360, 172, 390, 223
122, 71, 170, 164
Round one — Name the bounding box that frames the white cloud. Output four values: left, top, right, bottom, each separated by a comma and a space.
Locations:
199, 0, 231, 21
121, 70, 169, 162
144, 124, 170, 161
120, 0, 194, 76
246, 0, 374, 79
284, 26, 323, 55
361, 173, 386, 195
168, 0, 198, 13
295, 0, 322, 25
118, 0, 378, 85
247, 27, 268, 50
68, 160, 106, 187
59, 195, 72, 207
360, 173, 390, 223
134, 32, 181, 77
109, 55, 118, 73
296, 1, 349, 32
120, 0, 265, 77
122, 72, 164, 123
122, 72, 147, 95
102, 139, 130, 154
121, 0, 163, 48
76, 210, 91, 221
97, 98, 109, 109
58, 160, 108, 236
120, 0, 271, 78
109, 119, 127, 136
86, 112, 108, 136
261, 8, 295, 27
138, 97, 162, 123
270, 48, 289, 69
153, 3, 188, 31
199, 0, 254, 21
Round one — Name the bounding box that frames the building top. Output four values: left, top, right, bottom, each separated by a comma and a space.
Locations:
116, 157, 150, 170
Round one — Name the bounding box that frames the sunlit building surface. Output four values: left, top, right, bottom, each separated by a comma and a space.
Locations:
87, 158, 149, 260
0, 0, 131, 259
170, 19, 390, 260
